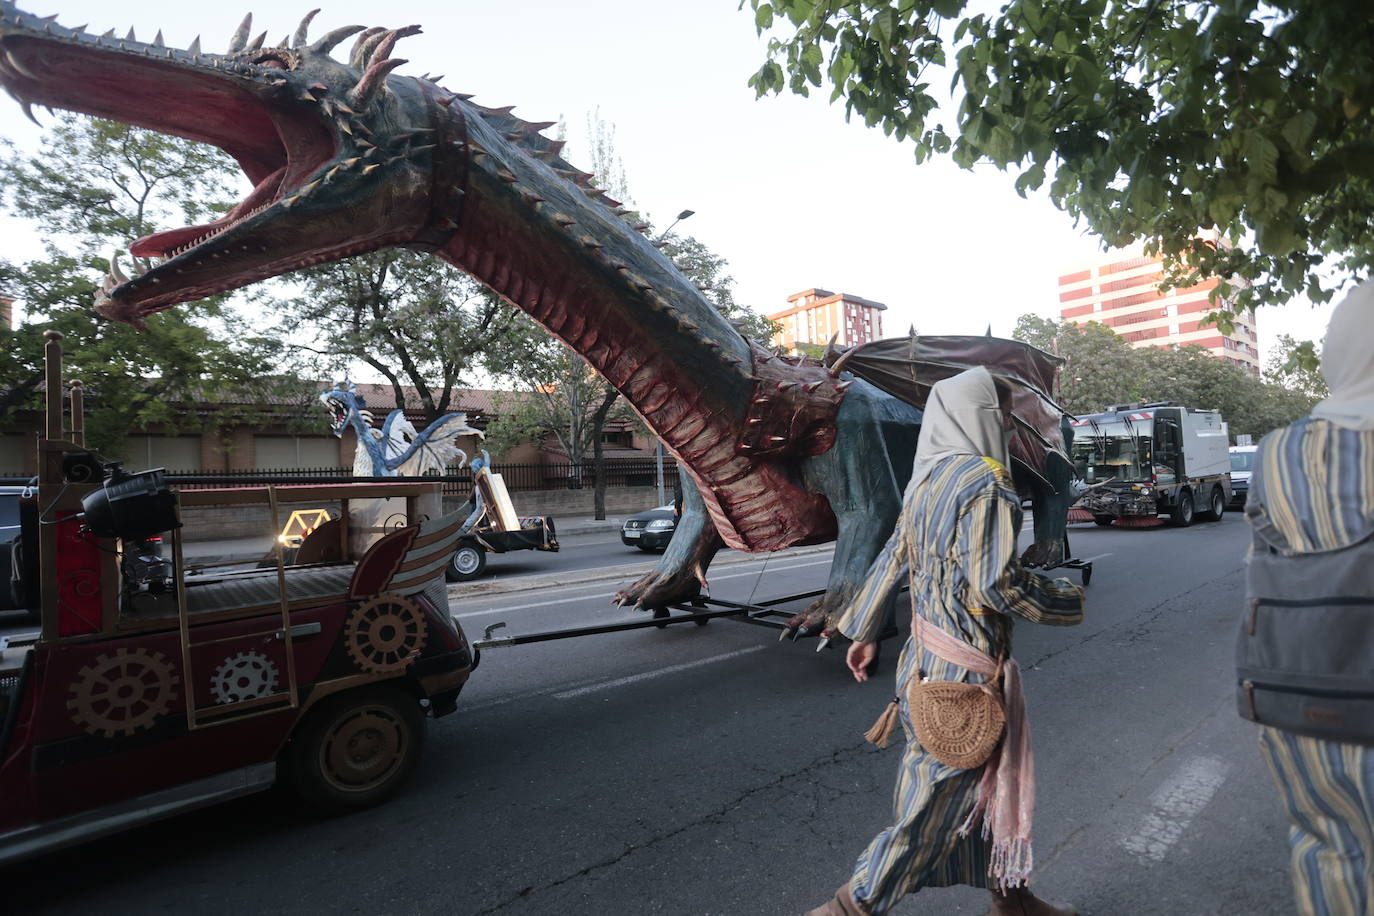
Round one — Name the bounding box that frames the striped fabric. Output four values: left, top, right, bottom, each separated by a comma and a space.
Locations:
1248, 417, 1374, 916
1248, 417, 1374, 554
1260, 728, 1374, 916
835, 454, 1083, 910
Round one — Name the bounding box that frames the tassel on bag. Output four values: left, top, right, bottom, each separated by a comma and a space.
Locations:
864, 698, 901, 748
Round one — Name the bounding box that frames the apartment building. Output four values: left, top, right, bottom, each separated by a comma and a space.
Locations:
767, 288, 886, 352
1057, 242, 1259, 375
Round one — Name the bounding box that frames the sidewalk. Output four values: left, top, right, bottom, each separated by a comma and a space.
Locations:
181, 515, 635, 565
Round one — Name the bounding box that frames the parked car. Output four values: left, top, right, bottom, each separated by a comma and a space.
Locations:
1229, 445, 1257, 508
621, 504, 677, 552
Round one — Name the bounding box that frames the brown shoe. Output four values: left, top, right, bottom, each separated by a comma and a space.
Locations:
805, 882, 870, 916
987, 886, 1077, 916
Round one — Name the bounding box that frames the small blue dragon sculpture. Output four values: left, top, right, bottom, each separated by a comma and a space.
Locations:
319, 382, 483, 477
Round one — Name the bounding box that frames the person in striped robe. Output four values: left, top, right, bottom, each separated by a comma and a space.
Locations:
807, 367, 1085, 916
1245, 280, 1374, 916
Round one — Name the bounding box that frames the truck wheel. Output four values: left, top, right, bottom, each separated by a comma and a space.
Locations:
1093, 515, 1115, 527
445, 543, 487, 581
285, 685, 426, 814
1170, 489, 1195, 527
1201, 486, 1225, 522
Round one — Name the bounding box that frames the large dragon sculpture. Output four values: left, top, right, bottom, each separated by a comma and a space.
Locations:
0, 5, 1075, 644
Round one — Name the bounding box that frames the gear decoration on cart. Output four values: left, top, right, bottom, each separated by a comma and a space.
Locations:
66, 647, 180, 738
210, 651, 280, 705
344, 594, 429, 674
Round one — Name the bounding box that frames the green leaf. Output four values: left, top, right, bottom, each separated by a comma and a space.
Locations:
755, 3, 774, 29
1243, 132, 1279, 186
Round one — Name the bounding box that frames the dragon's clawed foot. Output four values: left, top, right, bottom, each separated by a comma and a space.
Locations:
1019, 537, 1066, 570
779, 601, 834, 644
613, 567, 702, 611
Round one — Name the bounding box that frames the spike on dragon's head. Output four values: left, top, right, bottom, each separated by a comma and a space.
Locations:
0, 5, 457, 327
320, 381, 370, 437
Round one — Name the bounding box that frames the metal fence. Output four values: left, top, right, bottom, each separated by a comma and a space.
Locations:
156, 458, 679, 496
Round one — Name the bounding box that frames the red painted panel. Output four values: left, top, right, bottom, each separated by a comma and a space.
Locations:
55, 516, 102, 637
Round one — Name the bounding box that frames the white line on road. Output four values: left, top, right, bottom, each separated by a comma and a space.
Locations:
552, 646, 767, 700
1121, 754, 1231, 863
1075, 552, 1114, 563
453, 557, 834, 619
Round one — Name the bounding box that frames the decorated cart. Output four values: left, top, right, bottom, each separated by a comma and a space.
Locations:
0, 334, 477, 865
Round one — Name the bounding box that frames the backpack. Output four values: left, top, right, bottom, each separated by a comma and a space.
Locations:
1236, 505, 1374, 744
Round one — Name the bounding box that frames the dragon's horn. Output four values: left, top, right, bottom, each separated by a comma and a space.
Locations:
227, 12, 251, 54
291, 8, 320, 47
350, 57, 407, 109
311, 24, 365, 56
347, 27, 385, 69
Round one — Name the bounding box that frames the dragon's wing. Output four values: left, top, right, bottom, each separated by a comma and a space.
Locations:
391, 412, 484, 476
381, 410, 418, 462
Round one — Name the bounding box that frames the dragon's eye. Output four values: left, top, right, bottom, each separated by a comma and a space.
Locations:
251, 52, 292, 70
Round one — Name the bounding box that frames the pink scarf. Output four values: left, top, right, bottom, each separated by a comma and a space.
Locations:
915, 615, 1034, 890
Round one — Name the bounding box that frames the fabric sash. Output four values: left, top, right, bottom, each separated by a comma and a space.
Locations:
914, 614, 1035, 889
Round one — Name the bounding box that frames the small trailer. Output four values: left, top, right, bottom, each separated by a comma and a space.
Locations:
1070, 402, 1231, 527
445, 458, 559, 581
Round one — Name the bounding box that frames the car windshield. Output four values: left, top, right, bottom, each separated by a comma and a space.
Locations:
1230, 452, 1255, 471
1072, 424, 1153, 484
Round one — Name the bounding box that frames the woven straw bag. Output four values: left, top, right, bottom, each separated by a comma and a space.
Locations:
907, 677, 1005, 770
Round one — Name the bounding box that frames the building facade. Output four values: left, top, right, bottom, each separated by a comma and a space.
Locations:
1057, 242, 1260, 375
0, 383, 653, 478
767, 288, 887, 352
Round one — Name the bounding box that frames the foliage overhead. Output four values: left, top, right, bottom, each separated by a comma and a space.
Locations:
0, 116, 303, 456
273, 249, 524, 426
1012, 313, 1319, 440
748, 1, 1374, 327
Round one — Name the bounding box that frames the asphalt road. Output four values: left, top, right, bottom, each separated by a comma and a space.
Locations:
2, 515, 1297, 915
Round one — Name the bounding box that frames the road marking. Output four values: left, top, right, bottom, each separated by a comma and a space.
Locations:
1121, 754, 1231, 863
453, 557, 834, 619
552, 646, 767, 700
1075, 552, 1114, 563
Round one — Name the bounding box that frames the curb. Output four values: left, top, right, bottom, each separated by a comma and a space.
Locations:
445, 542, 836, 600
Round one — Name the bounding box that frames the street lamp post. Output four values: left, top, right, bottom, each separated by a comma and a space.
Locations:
654, 209, 694, 505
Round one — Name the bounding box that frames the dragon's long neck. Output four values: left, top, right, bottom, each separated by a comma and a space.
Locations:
350, 410, 390, 476
419, 97, 837, 550
434, 103, 758, 478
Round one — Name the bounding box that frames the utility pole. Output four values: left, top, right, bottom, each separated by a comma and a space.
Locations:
654, 209, 694, 506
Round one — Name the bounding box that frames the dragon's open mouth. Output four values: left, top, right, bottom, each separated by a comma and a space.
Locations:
0, 7, 422, 325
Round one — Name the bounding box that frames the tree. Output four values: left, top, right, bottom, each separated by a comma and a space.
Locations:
1012, 315, 1145, 415
480, 332, 639, 476
749, 2, 1374, 337
660, 232, 780, 344
273, 249, 524, 425
0, 116, 302, 455
1013, 313, 1319, 439
1264, 333, 1328, 400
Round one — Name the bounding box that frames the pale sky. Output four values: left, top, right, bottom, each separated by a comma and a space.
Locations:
0, 0, 1339, 360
